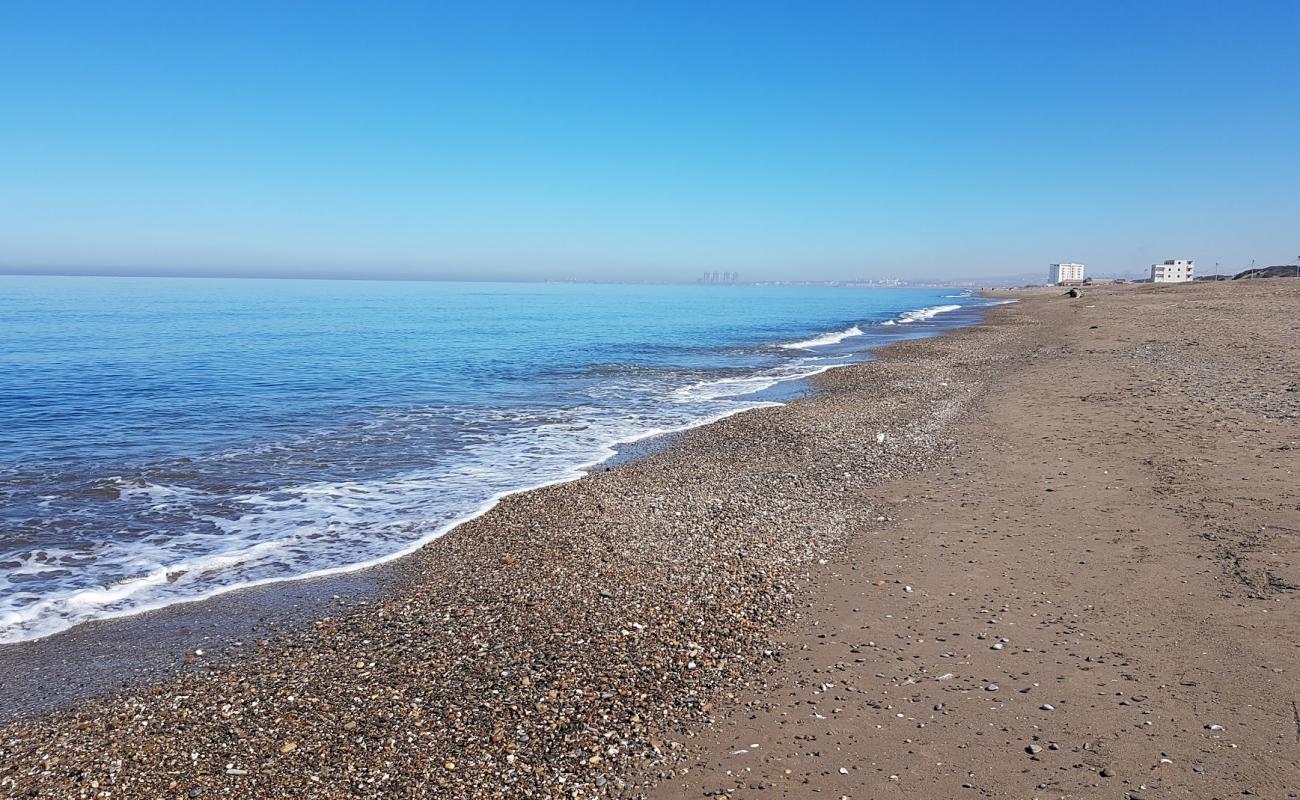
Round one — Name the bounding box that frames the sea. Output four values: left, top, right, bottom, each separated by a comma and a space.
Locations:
0, 276, 1000, 643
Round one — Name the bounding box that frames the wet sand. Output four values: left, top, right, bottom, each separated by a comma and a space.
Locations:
3, 280, 1298, 798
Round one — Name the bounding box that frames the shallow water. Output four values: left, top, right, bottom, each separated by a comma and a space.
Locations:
0, 277, 994, 642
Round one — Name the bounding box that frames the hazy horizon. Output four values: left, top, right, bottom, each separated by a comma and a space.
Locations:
3, 1, 1298, 282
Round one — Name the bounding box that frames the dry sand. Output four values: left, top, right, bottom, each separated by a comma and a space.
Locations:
2, 280, 1297, 799
651, 280, 1300, 799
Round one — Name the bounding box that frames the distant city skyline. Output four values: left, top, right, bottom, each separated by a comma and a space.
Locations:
2, 1, 1298, 282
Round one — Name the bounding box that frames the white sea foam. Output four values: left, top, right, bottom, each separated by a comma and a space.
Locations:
779, 325, 864, 350
880, 303, 963, 326
897, 303, 961, 323
0, 398, 801, 642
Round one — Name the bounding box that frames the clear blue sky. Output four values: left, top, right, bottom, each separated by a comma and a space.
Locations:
2, 0, 1297, 281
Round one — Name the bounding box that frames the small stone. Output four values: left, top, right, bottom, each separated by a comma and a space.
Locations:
839, 767, 849, 775
985, 684, 999, 692
279, 742, 297, 754
1040, 703, 1055, 711
1101, 767, 1115, 777
1026, 744, 1042, 755
1206, 724, 1225, 731
990, 643, 1004, 651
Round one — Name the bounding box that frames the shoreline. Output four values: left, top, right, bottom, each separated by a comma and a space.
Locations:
0, 301, 993, 723
1, 291, 1029, 798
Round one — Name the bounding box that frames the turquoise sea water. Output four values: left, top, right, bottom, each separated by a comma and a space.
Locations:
0, 276, 995, 642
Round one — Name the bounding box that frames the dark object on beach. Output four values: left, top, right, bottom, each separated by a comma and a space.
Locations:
1065, 288, 1082, 298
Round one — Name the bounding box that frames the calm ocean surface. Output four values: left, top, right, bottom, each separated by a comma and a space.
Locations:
0, 276, 997, 642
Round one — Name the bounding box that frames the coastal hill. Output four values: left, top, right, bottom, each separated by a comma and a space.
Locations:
1232, 264, 1300, 280
1195, 264, 1300, 281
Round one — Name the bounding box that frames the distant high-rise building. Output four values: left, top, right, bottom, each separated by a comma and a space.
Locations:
699, 270, 739, 285
1049, 262, 1085, 285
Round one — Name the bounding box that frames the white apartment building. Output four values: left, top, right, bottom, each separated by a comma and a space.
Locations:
1049, 262, 1085, 285
1151, 259, 1195, 283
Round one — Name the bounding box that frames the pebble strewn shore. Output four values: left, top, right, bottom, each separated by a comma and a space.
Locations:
0, 305, 1029, 798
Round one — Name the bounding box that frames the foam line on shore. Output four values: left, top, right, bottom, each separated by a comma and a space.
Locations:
778, 325, 864, 350
0, 297, 998, 644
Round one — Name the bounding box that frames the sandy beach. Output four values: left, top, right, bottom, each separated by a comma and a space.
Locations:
3, 280, 1298, 799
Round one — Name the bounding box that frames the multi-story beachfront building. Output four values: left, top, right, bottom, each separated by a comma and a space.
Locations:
1049, 262, 1085, 285
1151, 259, 1195, 283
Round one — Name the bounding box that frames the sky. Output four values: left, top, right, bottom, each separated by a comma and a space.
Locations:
1, 0, 1298, 282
